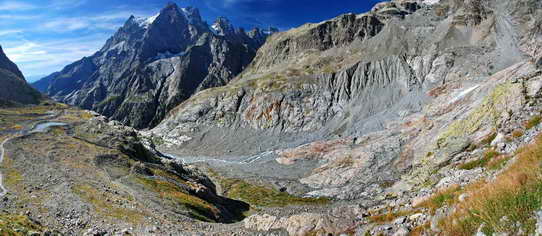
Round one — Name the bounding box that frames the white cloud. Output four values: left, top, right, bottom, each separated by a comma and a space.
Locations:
0, 1, 37, 11
48, 0, 87, 9
42, 18, 91, 31
3, 34, 109, 77
0, 3, 159, 76
0, 30, 22, 36
39, 10, 155, 32
222, 0, 273, 7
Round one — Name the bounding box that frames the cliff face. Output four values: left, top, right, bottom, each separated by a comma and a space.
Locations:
33, 3, 271, 129
0, 46, 41, 106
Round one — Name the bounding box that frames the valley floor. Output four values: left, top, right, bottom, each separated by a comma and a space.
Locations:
0, 104, 338, 235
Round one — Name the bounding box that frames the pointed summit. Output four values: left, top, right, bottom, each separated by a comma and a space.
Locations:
212, 16, 235, 36
182, 6, 202, 22
156, 2, 186, 24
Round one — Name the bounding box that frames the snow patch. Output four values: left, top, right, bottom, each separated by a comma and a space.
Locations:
180, 8, 195, 24
148, 51, 188, 63
134, 13, 159, 29
146, 13, 159, 25
423, 0, 441, 5
210, 24, 220, 35
449, 85, 480, 104
109, 41, 126, 51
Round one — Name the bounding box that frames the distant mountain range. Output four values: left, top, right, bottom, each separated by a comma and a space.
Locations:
0, 46, 42, 107
32, 3, 277, 128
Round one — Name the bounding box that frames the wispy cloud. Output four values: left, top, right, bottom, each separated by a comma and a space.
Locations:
0, 1, 37, 11
48, 0, 87, 9
222, 0, 273, 7
0, 1, 160, 77
39, 10, 154, 32
0, 30, 22, 36
3, 34, 109, 77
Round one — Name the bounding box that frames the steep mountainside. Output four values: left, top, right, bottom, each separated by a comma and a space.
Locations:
146, 0, 542, 234
33, 3, 274, 129
0, 46, 41, 106
153, 0, 538, 152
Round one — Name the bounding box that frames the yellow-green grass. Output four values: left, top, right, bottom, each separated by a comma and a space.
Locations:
415, 184, 462, 214
439, 134, 542, 235
458, 149, 502, 170
134, 176, 219, 222
217, 177, 330, 208
72, 184, 146, 225
0, 214, 47, 235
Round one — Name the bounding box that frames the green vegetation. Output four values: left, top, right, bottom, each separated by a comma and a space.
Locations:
437, 83, 519, 149
134, 176, 219, 222
1, 154, 24, 190
220, 178, 330, 207
525, 115, 542, 129
458, 149, 501, 170
0, 214, 47, 235
97, 95, 120, 107
72, 184, 146, 224
440, 134, 542, 235
416, 185, 462, 213
208, 170, 329, 208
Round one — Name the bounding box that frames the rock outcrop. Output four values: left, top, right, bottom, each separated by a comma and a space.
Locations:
0, 46, 41, 106
32, 3, 272, 129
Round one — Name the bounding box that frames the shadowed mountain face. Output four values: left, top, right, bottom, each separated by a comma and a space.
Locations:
0, 46, 41, 106
33, 3, 273, 129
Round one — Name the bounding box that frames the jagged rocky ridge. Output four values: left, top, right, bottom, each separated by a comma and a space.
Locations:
0, 46, 41, 106
32, 3, 275, 129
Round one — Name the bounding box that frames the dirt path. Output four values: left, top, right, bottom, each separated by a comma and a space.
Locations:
0, 137, 11, 197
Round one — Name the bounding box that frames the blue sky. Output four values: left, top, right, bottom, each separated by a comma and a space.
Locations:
0, 0, 382, 81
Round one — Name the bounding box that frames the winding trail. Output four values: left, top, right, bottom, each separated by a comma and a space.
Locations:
0, 136, 11, 197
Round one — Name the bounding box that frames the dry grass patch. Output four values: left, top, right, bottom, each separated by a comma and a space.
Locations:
479, 132, 497, 146
369, 209, 420, 223
511, 129, 524, 138
410, 223, 431, 236
440, 134, 542, 235
524, 115, 542, 129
